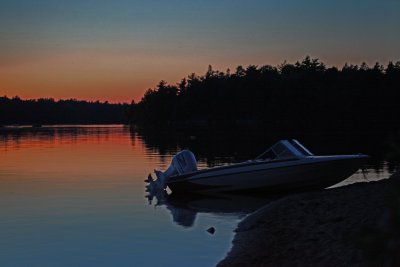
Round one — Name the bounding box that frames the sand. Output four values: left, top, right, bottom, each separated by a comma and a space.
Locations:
217, 172, 400, 267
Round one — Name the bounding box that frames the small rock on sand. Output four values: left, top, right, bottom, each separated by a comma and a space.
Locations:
207, 227, 216, 235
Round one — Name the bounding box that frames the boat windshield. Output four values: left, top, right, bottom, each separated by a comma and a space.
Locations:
256, 139, 313, 160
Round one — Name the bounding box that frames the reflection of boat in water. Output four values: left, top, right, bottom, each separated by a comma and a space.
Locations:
145, 191, 277, 228
147, 139, 368, 194
165, 193, 277, 214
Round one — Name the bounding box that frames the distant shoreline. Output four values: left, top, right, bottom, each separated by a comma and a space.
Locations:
0, 124, 126, 128
0, 96, 128, 125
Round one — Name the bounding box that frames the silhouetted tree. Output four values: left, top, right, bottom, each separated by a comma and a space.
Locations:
126, 57, 400, 132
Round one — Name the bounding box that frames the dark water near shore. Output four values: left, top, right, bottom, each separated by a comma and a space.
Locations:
0, 125, 398, 266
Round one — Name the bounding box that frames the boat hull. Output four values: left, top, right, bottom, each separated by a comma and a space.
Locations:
166, 155, 368, 194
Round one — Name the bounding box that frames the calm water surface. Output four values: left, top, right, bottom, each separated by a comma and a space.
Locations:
0, 125, 397, 267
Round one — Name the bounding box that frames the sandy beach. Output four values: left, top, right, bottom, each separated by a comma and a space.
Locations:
218, 172, 400, 267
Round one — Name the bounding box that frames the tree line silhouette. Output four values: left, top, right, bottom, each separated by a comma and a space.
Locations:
0, 97, 128, 125
1, 57, 399, 130
127, 57, 400, 132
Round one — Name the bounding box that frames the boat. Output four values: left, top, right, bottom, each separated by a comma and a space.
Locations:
146, 139, 368, 194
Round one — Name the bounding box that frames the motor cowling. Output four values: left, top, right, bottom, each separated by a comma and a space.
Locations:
167, 150, 197, 176
150, 150, 198, 191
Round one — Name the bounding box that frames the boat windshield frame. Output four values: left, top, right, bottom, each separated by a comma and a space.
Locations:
256, 139, 313, 160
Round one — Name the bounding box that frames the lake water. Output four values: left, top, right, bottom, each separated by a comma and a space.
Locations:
0, 125, 398, 267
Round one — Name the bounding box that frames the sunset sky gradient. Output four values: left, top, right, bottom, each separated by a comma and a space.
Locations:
1, 0, 399, 103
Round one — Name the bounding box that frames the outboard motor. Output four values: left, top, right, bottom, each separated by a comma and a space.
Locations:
164, 150, 197, 176
151, 150, 197, 190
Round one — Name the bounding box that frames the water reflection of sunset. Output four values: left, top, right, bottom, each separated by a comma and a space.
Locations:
0, 126, 162, 179
0, 125, 242, 267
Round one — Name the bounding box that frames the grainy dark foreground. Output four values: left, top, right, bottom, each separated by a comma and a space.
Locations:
217, 172, 400, 267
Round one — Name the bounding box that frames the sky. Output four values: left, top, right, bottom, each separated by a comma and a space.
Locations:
1, 0, 399, 103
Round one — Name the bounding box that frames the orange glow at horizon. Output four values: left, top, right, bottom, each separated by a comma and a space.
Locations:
0, 51, 199, 103
0, 55, 247, 103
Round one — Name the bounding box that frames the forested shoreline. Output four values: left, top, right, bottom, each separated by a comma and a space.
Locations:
0, 97, 128, 125
126, 57, 400, 132
1, 57, 399, 130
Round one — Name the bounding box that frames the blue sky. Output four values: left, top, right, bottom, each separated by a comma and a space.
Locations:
1, 0, 399, 102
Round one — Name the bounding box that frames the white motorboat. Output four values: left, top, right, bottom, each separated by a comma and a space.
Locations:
146, 139, 368, 194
